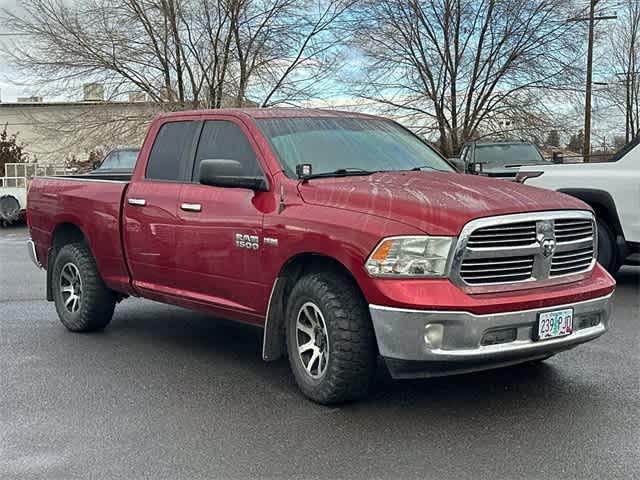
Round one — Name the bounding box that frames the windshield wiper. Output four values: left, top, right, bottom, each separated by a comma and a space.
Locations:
305, 168, 378, 179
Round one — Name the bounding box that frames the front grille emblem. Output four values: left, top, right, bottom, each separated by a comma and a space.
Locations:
541, 238, 556, 258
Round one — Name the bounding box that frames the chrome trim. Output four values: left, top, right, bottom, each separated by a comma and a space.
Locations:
180, 203, 202, 212
27, 239, 43, 269
369, 292, 613, 362
127, 198, 146, 206
451, 210, 597, 293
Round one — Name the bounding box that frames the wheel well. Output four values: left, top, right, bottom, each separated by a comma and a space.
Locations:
46, 223, 87, 301
262, 253, 367, 362
52, 223, 87, 250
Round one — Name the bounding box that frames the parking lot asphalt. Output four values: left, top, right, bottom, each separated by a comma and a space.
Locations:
1, 225, 638, 480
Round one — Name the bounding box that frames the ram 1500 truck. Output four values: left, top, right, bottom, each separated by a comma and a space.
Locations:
26, 109, 616, 404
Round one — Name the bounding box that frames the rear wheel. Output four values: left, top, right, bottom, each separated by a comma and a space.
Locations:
52, 243, 116, 332
596, 217, 620, 275
0, 195, 20, 223
285, 272, 377, 404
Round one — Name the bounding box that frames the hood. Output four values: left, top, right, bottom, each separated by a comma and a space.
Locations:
297, 171, 589, 236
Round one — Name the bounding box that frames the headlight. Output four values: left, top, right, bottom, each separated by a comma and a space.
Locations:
365, 236, 454, 277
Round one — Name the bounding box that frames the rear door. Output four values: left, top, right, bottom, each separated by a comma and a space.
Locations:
175, 119, 270, 319
123, 120, 199, 296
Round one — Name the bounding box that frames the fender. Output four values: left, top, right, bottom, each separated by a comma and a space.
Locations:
558, 188, 628, 260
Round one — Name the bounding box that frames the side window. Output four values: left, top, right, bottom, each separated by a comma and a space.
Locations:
146, 121, 197, 181
192, 121, 262, 181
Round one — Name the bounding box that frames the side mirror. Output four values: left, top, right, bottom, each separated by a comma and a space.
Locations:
448, 158, 466, 173
469, 162, 484, 174
199, 159, 269, 191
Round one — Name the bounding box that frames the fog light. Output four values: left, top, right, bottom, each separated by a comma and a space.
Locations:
424, 323, 444, 349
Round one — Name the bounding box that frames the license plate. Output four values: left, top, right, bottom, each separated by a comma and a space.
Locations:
537, 308, 573, 340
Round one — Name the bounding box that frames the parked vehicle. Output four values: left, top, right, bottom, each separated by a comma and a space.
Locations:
516, 136, 640, 275
26, 109, 615, 404
89, 148, 139, 179
459, 141, 548, 178
0, 162, 68, 226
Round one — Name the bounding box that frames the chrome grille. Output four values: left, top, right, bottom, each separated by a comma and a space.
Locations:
550, 246, 594, 276
452, 211, 596, 291
460, 255, 534, 284
466, 221, 537, 248
554, 219, 594, 243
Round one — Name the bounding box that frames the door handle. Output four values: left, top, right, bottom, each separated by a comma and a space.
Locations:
127, 198, 146, 206
180, 203, 202, 212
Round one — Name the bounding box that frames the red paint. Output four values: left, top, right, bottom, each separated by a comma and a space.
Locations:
27, 108, 616, 325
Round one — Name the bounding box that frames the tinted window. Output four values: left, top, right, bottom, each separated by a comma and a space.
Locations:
146, 121, 197, 180
257, 117, 452, 178
193, 121, 262, 181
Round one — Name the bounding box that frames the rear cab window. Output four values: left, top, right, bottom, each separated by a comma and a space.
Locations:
146, 121, 199, 181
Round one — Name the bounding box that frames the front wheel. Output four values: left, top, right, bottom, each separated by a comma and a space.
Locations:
52, 243, 116, 332
285, 272, 377, 404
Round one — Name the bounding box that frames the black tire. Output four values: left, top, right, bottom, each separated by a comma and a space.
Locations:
285, 271, 377, 404
52, 243, 116, 332
0, 195, 20, 217
596, 217, 620, 275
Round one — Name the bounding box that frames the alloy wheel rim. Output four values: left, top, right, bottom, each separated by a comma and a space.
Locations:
60, 263, 82, 313
296, 302, 329, 379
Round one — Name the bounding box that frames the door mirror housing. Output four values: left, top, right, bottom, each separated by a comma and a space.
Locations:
198, 159, 269, 191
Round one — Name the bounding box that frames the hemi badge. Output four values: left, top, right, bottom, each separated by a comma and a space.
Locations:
264, 237, 278, 247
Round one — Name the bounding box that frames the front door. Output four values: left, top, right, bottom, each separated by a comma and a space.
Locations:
175, 119, 270, 320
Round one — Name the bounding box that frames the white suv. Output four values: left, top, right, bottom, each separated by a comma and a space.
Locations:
517, 137, 639, 274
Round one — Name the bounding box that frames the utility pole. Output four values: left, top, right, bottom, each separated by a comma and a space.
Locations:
568, 1, 616, 162
583, 0, 597, 161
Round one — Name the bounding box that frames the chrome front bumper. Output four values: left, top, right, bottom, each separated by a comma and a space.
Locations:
27, 239, 43, 269
369, 293, 613, 378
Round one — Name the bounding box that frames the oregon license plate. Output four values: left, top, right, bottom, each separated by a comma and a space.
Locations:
537, 308, 573, 340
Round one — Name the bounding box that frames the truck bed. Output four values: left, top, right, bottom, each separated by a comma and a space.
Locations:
28, 175, 133, 294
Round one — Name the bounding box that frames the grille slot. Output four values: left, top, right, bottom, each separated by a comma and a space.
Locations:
460, 255, 534, 284
554, 219, 594, 243
466, 221, 537, 248
550, 246, 594, 276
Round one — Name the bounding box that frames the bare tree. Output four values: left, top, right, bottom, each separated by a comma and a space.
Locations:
605, 0, 640, 143
349, 0, 585, 155
0, 0, 349, 108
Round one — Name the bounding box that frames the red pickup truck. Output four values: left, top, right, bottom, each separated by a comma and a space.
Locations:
26, 109, 615, 403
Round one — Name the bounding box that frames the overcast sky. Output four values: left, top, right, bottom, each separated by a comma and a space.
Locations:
0, 0, 28, 102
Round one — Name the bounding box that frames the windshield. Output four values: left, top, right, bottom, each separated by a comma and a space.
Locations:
257, 117, 453, 177
474, 144, 545, 166
99, 149, 139, 170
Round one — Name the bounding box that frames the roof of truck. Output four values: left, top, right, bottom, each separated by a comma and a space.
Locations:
157, 107, 380, 120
